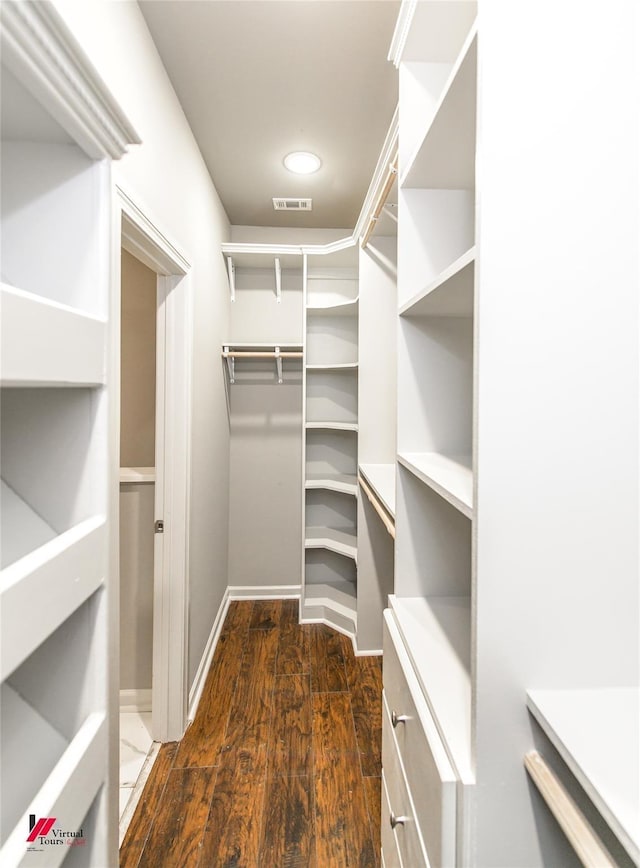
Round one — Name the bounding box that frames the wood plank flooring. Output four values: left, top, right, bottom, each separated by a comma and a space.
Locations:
120, 599, 382, 868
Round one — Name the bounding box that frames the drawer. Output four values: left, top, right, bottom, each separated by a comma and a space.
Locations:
382, 701, 429, 868
381, 770, 402, 868
383, 610, 457, 867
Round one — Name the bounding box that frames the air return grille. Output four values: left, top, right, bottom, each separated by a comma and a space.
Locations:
272, 198, 312, 211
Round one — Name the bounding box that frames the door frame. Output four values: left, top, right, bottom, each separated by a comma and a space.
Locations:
113, 183, 192, 743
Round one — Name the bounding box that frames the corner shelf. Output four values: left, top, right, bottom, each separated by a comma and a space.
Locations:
401, 26, 477, 190
305, 474, 358, 497
399, 247, 475, 318
306, 362, 359, 370
305, 527, 357, 561
389, 595, 473, 784
0, 284, 106, 387
398, 452, 473, 518
305, 421, 359, 432
527, 688, 640, 864
306, 297, 359, 317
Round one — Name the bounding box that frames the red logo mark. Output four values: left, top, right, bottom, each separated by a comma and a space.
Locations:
27, 818, 56, 842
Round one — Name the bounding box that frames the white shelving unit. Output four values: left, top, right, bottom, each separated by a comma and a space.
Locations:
386, 1, 640, 866
302, 249, 360, 637
0, 3, 138, 863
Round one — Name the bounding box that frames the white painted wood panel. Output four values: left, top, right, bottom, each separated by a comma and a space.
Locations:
0, 284, 106, 387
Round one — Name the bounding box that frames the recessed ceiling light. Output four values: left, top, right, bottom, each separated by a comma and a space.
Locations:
283, 151, 321, 174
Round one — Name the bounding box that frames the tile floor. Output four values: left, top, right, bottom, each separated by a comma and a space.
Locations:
119, 711, 154, 819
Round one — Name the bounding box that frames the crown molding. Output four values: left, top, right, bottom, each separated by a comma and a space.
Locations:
1, 0, 140, 160
388, 0, 417, 68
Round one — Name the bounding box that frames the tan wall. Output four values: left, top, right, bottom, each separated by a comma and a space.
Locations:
120, 249, 156, 467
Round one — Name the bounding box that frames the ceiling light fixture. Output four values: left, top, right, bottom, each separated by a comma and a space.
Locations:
283, 151, 321, 174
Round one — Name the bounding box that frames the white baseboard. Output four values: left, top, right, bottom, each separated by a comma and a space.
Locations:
120, 688, 152, 713
187, 591, 231, 724
227, 584, 301, 600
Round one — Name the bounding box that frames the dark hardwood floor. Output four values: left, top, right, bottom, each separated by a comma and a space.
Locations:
120, 599, 382, 867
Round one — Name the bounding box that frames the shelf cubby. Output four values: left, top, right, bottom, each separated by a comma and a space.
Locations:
306, 270, 358, 308
401, 28, 477, 191
306, 367, 358, 426
305, 428, 357, 478
305, 488, 356, 530
1, 594, 103, 846
399, 246, 475, 318
1, 140, 108, 317
306, 312, 358, 366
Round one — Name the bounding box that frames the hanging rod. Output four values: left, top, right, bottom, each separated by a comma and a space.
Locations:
361, 152, 398, 248
358, 473, 395, 539
524, 752, 616, 868
222, 345, 303, 385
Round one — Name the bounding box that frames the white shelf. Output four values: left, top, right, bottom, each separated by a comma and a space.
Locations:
305, 527, 357, 561
307, 297, 359, 317
359, 463, 396, 518
400, 247, 475, 318
222, 341, 303, 349
401, 27, 477, 190
305, 474, 358, 497
120, 467, 156, 484
1, 710, 107, 867
306, 421, 358, 432
398, 452, 473, 518
1, 682, 69, 842
0, 515, 105, 681
390, 594, 473, 783
527, 688, 640, 864
302, 581, 357, 622
0, 283, 106, 387
306, 362, 359, 370
1, 480, 56, 569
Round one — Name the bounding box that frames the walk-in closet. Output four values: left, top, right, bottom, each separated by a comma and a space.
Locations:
0, 1, 638, 867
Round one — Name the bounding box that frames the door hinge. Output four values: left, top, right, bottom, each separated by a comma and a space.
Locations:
154, 519, 164, 534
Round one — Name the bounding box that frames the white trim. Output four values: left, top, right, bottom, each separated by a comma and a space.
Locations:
221, 235, 356, 258
227, 585, 301, 600
119, 688, 152, 713
114, 187, 193, 752
0, 1, 140, 160
187, 593, 231, 722
354, 105, 399, 242
118, 741, 160, 847
388, 0, 418, 67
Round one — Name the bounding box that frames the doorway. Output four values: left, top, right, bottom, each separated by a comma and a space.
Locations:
112, 186, 192, 833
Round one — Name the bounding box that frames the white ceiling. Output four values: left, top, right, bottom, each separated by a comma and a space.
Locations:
138, 0, 399, 229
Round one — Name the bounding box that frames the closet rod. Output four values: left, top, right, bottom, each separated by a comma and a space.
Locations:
361, 152, 398, 248
524, 752, 615, 868
221, 351, 303, 359
358, 473, 395, 539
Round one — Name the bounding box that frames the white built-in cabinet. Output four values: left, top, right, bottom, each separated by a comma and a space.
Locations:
383, 2, 639, 867
0, 3, 137, 865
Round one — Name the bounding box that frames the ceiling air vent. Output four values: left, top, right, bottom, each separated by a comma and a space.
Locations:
272, 197, 312, 211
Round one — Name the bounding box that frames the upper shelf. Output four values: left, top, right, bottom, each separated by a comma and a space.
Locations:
307, 297, 359, 317
305, 473, 358, 497
527, 687, 640, 864
401, 27, 477, 190
0, 283, 106, 387
398, 452, 473, 518
400, 247, 475, 318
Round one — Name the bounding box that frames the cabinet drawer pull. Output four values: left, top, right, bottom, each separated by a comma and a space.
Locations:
391, 710, 409, 727
390, 813, 410, 829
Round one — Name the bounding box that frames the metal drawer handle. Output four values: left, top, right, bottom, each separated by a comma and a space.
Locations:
390, 813, 410, 830
391, 710, 409, 727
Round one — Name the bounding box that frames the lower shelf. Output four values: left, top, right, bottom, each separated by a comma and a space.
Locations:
389, 594, 473, 783
1, 709, 106, 866
302, 581, 357, 636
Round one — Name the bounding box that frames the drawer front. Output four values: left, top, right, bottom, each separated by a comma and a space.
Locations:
383, 611, 457, 868
381, 770, 402, 868
382, 710, 429, 868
